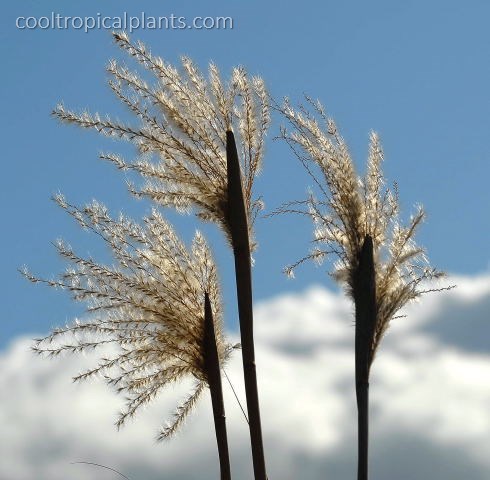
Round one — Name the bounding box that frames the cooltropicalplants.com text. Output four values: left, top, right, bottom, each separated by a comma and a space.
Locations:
16, 12, 234, 33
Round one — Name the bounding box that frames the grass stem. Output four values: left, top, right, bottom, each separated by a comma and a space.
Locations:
354, 235, 377, 480
226, 130, 267, 480
204, 293, 232, 480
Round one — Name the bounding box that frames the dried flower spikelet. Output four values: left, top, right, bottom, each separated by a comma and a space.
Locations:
52, 32, 270, 250
23, 197, 235, 439
278, 96, 450, 361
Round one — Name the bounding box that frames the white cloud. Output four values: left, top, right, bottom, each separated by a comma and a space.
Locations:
1, 274, 489, 480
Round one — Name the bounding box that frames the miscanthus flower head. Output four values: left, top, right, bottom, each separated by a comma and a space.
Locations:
53, 31, 270, 249
277, 97, 449, 362
22, 195, 236, 440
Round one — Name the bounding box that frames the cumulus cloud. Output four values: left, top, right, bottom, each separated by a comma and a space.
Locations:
1, 274, 489, 480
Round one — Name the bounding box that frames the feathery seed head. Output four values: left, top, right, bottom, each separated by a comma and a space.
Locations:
23, 197, 235, 439
52, 32, 270, 250
278, 97, 449, 361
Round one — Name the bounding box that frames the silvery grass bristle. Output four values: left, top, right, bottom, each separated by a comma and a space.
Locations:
275, 95, 454, 480
22, 195, 238, 458
52, 31, 270, 480
52, 31, 269, 252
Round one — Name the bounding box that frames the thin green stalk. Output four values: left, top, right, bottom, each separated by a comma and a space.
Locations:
204, 293, 232, 480
353, 234, 377, 480
226, 131, 267, 480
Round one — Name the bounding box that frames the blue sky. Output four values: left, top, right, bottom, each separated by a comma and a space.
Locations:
1, 2, 489, 479
2, 0, 489, 344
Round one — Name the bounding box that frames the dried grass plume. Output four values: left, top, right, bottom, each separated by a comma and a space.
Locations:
276, 97, 451, 363
53, 31, 270, 249
22, 195, 236, 440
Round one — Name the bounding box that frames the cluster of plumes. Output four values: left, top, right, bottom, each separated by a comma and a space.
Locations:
22, 194, 237, 440
53, 31, 270, 249
277, 97, 448, 361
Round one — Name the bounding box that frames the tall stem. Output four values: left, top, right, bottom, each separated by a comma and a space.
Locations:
353, 235, 377, 480
204, 293, 232, 480
226, 131, 267, 480
356, 379, 369, 480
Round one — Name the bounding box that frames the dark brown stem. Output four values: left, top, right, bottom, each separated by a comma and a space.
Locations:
226, 131, 267, 480
353, 234, 377, 480
356, 380, 369, 480
204, 293, 232, 480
